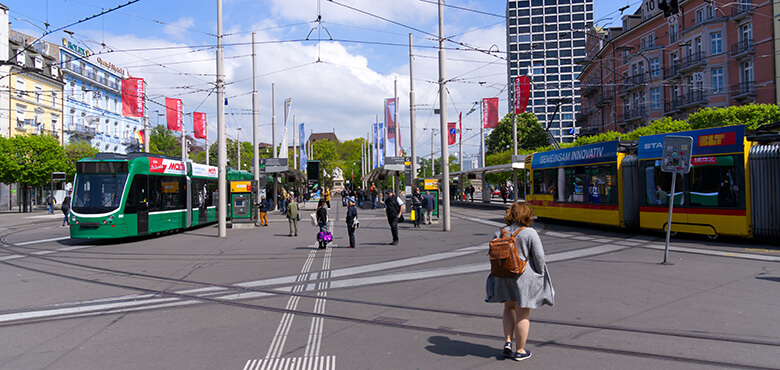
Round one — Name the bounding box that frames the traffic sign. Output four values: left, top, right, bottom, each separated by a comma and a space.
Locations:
660, 136, 693, 174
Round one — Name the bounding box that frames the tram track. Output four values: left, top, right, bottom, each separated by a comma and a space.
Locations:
1, 226, 779, 369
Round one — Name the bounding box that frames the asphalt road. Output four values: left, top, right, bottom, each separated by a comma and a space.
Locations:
0, 203, 778, 369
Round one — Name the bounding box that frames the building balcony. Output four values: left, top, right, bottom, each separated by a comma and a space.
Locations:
663, 64, 681, 80
731, 81, 756, 100
595, 89, 614, 107
64, 125, 97, 138
664, 97, 683, 114
575, 112, 589, 123
581, 83, 599, 98
678, 90, 708, 109
731, 3, 753, 21
619, 73, 648, 96
730, 40, 754, 60
679, 51, 706, 73
578, 126, 601, 137
623, 106, 648, 122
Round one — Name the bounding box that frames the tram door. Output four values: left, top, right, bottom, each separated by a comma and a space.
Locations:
136, 175, 149, 235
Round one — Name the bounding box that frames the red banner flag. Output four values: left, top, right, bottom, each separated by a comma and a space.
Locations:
482, 97, 499, 128
514, 76, 531, 114
448, 122, 457, 146
121, 77, 145, 118
193, 112, 207, 139
165, 98, 182, 131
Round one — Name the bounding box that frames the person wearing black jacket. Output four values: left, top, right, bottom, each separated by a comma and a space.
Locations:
345, 198, 358, 248
258, 196, 268, 226
411, 187, 423, 228
384, 190, 404, 245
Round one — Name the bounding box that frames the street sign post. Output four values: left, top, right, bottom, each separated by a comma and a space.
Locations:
660, 135, 693, 264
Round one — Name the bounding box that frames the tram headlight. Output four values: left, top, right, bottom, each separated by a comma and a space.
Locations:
107, 215, 114, 222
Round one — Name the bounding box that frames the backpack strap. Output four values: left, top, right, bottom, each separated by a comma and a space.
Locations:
510, 226, 526, 238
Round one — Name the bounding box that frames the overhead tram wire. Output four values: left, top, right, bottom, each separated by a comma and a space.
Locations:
2, 0, 141, 81
327, 0, 507, 60
418, 0, 506, 18
65, 0, 217, 36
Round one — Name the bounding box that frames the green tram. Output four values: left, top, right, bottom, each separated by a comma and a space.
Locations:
69, 153, 230, 239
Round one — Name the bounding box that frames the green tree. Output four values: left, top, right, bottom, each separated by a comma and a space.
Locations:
0, 134, 67, 187
64, 141, 99, 181
687, 104, 780, 130
486, 112, 548, 155
149, 124, 180, 157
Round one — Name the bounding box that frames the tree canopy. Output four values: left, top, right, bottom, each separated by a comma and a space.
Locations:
485, 112, 549, 155
0, 134, 68, 186
64, 141, 100, 181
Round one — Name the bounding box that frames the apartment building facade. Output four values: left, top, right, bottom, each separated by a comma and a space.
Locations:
60, 40, 142, 154
7, 30, 64, 143
578, 0, 774, 136
506, 0, 594, 143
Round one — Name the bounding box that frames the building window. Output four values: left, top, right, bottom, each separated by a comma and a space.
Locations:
622, 50, 629, 64
34, 57, 43, 70
650, 58, 660, 78
669, 23, 678, 43
711, 32, 722, 54
712, 68, 724, 93
740, 23, 752, 42
34, 85, 43, 103
16, 78, 25, 97
741, 60, 754, 83
51, 116, 59, 136
52, 91, 58, 109
533, 61, 544, 75
651, 88, 661, 109
16, 105, 26, 128
696, 9, 703, 23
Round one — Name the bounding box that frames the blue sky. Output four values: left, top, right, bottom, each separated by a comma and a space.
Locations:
7, 0, 639, 158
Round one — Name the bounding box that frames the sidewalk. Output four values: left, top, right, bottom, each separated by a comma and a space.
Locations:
0, 207, 63, 229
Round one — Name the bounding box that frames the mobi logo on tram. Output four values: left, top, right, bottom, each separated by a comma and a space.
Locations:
149, 158, 186, 174
698, 132, 736, 147
149, 158, 166, 173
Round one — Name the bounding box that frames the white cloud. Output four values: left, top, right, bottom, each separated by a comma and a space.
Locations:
77, 15, 507, 161
163, 17, 196, 39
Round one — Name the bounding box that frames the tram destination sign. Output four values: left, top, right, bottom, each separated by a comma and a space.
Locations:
531, 141, 619, 169
262, 158, 288, 173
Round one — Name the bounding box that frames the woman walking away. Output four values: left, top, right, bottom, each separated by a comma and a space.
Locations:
316, 200, 329, 249
485, 202, 554, 361
345, 198, 358, 248
61, 194, 71, 227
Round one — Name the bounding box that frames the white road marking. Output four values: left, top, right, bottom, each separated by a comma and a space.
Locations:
14, 236, 70, 246
640, 243, 780, 262
264, 249, 317, 360
244, 356, 335, 370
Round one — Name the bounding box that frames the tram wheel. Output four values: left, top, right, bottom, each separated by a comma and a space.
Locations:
707, 234, 719, 240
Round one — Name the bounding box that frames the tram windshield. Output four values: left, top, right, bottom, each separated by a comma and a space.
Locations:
72, 174, 128, 214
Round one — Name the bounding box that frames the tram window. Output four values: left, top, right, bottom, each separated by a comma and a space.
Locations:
125, 176, 137, 214
585, 165, 617, 204
148, 176, 162, 212
689, 155, 744, 207
161, 176, 184, 211
642, 161, 684, 206
561, 167, 587, 202
533, 169, 557, 194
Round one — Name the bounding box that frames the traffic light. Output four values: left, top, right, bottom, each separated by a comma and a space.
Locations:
659, 0, 679, 17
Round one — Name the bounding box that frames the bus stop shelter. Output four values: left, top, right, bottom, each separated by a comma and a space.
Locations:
450, 155, 527, 203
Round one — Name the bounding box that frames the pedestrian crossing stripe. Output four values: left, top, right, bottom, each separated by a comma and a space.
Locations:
243, 355, 335, 370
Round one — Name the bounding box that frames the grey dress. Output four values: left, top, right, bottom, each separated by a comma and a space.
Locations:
485, 224, 555, 308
